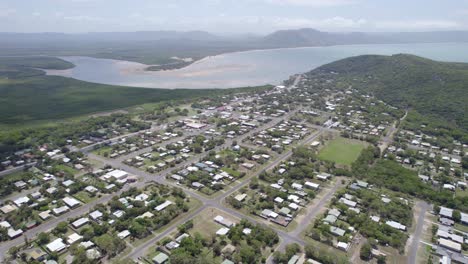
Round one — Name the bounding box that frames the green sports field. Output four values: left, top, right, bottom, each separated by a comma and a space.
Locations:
318, 137, 367, 165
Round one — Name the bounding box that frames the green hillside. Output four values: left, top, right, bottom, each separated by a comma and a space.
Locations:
308, 54, 468, 135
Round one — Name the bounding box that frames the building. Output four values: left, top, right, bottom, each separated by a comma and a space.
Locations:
67, 233, 83, 244
155, 201, 173, 212
90, 210, 103, 220
72, 218, 89, 229
288, 255, 300, 264
153, 252, 169, 264
46, 238, 67, 253
337, 241, 350, 251
330, 226, 346, 237
216, 227, 230, 236
305, 181, 320, 190
385, 220, 406, 231
7, 228, 23, 239
214, 215, 235, 227
439, 207, 453, 219
63, 197, 81, 208
235, 193, 247, 202
53, 206, 69, 216
117, 230, 130, 239
438, 238, 462, 253
104, 170, 128, 180
28, 248, 47, 262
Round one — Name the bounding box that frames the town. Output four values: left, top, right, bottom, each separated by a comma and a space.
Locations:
0, 71, 467, 264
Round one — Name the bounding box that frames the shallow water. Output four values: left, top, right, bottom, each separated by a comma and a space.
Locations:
45, 42, 468, 89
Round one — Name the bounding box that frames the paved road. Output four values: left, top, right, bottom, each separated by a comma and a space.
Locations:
123, 125, 327, 261
290, 178, 346, 238
0, 162, 36, 178
0, 186, 40, 204
379, 111, 407, 154
407, 201, 430, 264
0, 103, 335, 264
0, 184, 133, 259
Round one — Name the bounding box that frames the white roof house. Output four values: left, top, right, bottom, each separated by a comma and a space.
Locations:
47, 238, 67, 252
235, 194, 247, 202
438, 238, 462, 252
439, 207, 453, 218
105, 169, 128, 180
52, 206, 69, 216
337, 241, 350, 251
155, 201, 173, 212
216, 227, 230, 236
292, 183, 303, 190
339, 197, 357, 208
72, 218, 89, 228
274, 197, 284, 203
63, 197, 81, 208
13, 196, 30, 207
385, 220, 406, 231
0, 221, 11, 228
305, 182, 320, 190
117, 230, 130, 239
214, 215, 235, 227
67, 233, 83, 244
90, 210, 103, 220
7, 228, 23, 239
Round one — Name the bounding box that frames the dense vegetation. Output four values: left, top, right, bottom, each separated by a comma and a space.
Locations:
353, 146, 468, 211
0, 56, 74, 70
310, 54, 468, 136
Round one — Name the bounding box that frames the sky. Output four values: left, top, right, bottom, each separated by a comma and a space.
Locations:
1, 0, 468, 34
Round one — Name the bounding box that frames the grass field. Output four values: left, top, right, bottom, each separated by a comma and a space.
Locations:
318, 137, 367, 165
190, 207, 239, 239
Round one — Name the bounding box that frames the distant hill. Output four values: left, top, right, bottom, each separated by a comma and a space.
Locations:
2, 29, 468, 66
0, 30, 222, 43
261, 28, 384, 47
306, 54, 468, 132
260, 28, 468, 47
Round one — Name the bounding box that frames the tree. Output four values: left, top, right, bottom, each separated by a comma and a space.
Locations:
239, 244, 257, 263
53, 222, 68, 235
37, 232, 50, 245
377, 255, 387, 264
453, 210, 461, 222
360, 242, 372, 261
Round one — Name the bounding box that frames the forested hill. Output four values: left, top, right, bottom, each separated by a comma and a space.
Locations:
307, 54, 468, 133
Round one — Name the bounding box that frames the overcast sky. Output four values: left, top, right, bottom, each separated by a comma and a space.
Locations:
1, 0, 468, 34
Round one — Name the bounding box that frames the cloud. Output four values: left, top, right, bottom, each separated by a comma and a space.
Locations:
0, 8, 16, 18
63, 15, 104, 22
264, 0, 358, 7
237, 16, 368, 30
375, 20, 460, 30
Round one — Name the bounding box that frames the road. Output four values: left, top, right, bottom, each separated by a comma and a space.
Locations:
0, 184, 133, 258
378, 111, 407, 154
407, 201, 430, 264
122, 125, 328, 261
0, 106, 305, 261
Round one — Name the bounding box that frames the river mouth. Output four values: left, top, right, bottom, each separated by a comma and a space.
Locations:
45, 42, 468, 89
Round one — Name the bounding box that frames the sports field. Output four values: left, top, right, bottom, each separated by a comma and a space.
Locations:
318, 137, 367, 165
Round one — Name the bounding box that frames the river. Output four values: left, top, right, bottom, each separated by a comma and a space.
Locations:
45, 42, 468, 89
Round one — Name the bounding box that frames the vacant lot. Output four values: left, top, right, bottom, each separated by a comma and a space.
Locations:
318, 137, 366, 165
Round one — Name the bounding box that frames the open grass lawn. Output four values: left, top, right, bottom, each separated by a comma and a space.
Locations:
55, 164, 79, 175
455, 223, 468, 233
318, 137, 367, 165
73, 191, 95, 203
190, 207, 239, 239
455, 188, 468, 198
